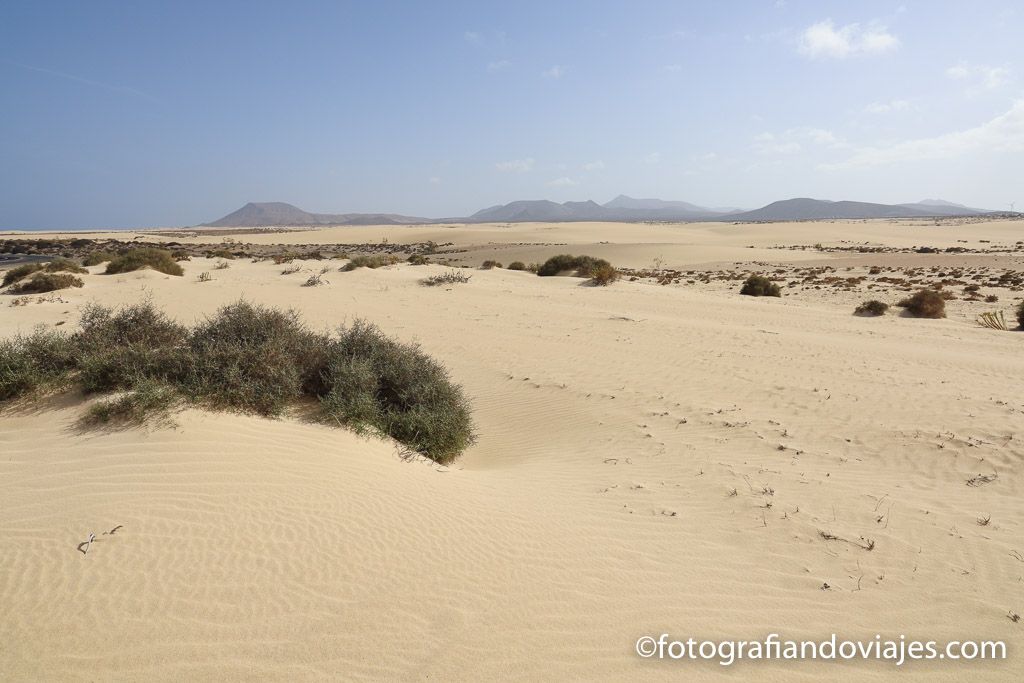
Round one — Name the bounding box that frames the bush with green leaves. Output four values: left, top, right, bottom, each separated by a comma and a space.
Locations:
854, 300, 889, 316
7, 273, 85, 294
536, 254, 612, 277
739, 275, 781, 297
589, 263, 619, 286
2, 258, 87, 287
897, 289, 946, 318
507, 261, 526, 271
340, 254, 400, 271
105, 248, 184, 276
0, 301, 474, 463
83, 251, 117, 266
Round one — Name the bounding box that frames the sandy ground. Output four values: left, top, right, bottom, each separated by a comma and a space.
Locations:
1, 220, 1023, 681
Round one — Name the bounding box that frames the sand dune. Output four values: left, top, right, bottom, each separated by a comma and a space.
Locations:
1, 220, 1022, 680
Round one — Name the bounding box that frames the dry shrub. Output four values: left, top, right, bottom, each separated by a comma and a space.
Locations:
897, 289, 946, 318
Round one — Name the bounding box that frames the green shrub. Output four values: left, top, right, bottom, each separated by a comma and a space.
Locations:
537, 254, 612, 277
45, 258, 87, 275
589, 263, 619, 286
507, 261, 526, 271
105, 248, 184, 276
897, 289, 946, 318
205, 249, 236, 260
341, 254, 400, 271
854, 300, 889, 316
740, 275, 781, 297
0, 301, 474, 462
2, 263, 44, 287
83, 251, 117, 266
7, 273, 84, 294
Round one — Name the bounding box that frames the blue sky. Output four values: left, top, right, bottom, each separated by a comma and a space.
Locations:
1, 1, 1022, 229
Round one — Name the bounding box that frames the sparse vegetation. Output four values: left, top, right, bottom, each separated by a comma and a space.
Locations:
205, 249, 236, 260
0, 301, 474, 463
407, 254, 430, 266
896, 289, 946, 318
2, 259, 87, 287
105, 248, 184, 276
3, 263, 45, 287
421, 270, 472, 286
83, 251, 117, 266
7, 273, 85, 294
341, 254, 400, 271
213, 260, 231, 270
589, 263, 619, 286
507, 261, 526, 271
739, 274, 781, 297
481, 260, 502, 269
854, 300, 889, 316
536, 254, 612, 278
302, 273, 328, 287
281, 264, 303, 275
977, 311, 1008, 331
197, 271, 212, 282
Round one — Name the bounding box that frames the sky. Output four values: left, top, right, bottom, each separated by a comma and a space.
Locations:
1, 0, 1023, 229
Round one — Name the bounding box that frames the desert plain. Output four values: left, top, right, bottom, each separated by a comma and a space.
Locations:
1, 217, 1023, 681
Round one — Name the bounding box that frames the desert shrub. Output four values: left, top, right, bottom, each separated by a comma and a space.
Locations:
421, 270, 472, 286
206, 249, 236, 260
481, 260, 502, 269
740, 275, 781, 297
2, 263, 44, 287
1017, 300, 1024, 329
319, 320, 474, 463
197, 271, 212, 282
589, 263, 619, 286
213, 260, 231, 270
281, 264, 303, 275
105, 248, 184, 276
507, 261, 526, 271
985, 295, 998, 303
83, 251, 117, 266
0, 328, 77, 400
407, 254, 430, 266
302, 273, 327, 287
854, 300, 889, 316
82, 380, 177, 426
897, 289, 946, 318
868, 266, 882, 275
341, 254, 400, 271
537, 254, 612, 277
44, 258, 88, 274
7, 273, 84, 294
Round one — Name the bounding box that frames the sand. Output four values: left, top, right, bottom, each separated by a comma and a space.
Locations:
1, 219, 1022, 681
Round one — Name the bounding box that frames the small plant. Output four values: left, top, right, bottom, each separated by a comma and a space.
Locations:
302, 273, 328, 287
407, 254, 430, 266
1017, 300, 1024, 329
507, 261, 526, 271
7, 273, 84, 294
281, 264, 302, 275
421, 270, 472, 286
81, 380, 177, 427
213, 260, 231, 270
977, 311, 1008, 331
537, 254, 612, 278
985, 294, 999, 303
854, 300, 889, 316
197, 272, 213, 283
589, 263, 619, 286
341, 254, 400, 271
205, 249, 236, 260
740, 274, 781, 297
105, 248, 184, 276
897, 289, 946, 318
481, 260, 502, 269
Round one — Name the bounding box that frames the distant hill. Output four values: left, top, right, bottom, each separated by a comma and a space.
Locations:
205, 202, 429, 227
204, 196, 992, 228
725, 198, 989, 222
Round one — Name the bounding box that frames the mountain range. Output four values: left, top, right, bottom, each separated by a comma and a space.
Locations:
204, 196, 997, 227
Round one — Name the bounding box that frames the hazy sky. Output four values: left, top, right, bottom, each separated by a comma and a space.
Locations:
2, 1, 1023, 229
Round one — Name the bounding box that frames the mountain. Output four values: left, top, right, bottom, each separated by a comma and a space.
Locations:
898, 199, 990, 215
468, 197, 730, 222
204, 202, 429, 227
724, 198, 989, 222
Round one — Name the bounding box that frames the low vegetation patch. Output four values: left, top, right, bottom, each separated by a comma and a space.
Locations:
589, 263, 619, 286
341, 254, 400, 271
854, 300, 889, 316
105, 248, 184, 276
7, 273, 84, 294
480, 260, 502, 269
537, 254, 612, 277
897, 289, 946, 318
0, 301, 474, 463
507, 261, 526, 271
421, 270, 472, 286
740, 274, 781, 297
2, 259, 87, 287
83, 251, 117, 266
407, 254, 430, 266
1017, 300, 1024, 329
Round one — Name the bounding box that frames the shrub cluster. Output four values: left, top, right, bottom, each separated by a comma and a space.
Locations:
83, 251, 117, 266
2, 258, 87, 287
421, 270, 472, 286
341, 254, 400, 271
896, 289, 946, 318
105, 248, 184, 276
507, 261, 527, 271
480, 260, 502, 269
740, 275, 781, 297
536, 254, 612, 277
854, 300, 889, 316
589, 263, 619, 286
7, 272, 84, 294
0, 301, 474, 463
